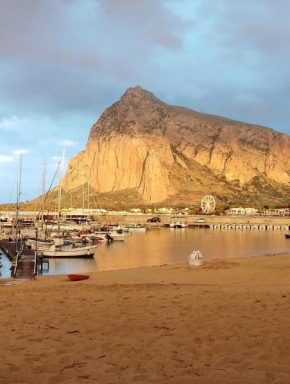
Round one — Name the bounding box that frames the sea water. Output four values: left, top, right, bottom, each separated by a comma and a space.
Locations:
1, 228, 289, 278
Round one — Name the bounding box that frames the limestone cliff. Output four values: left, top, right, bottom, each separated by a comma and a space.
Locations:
63, 86, 290, 206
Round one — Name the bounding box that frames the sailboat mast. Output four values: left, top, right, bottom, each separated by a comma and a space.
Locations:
57, 162, 61, 229
16, 154, 22, 237
57, 149, 65, 231
82, 169, 85, 217
41, 158, 46, 222
15, 154, 22, 246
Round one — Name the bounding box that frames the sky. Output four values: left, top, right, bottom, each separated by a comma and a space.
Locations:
0, 0, 290, 203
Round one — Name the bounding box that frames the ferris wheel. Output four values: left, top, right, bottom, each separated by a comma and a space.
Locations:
201, 195, 216, 214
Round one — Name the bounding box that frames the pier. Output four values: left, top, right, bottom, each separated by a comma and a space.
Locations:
0, 239, 47, 279
93, 214, 290, 231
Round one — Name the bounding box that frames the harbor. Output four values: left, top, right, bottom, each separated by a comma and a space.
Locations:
1, 2, 290, 383
1, 222, 289, 279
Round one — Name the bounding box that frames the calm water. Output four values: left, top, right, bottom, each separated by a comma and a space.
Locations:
1, 228, 289, 278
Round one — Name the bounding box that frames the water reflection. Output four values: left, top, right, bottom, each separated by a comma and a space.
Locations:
1, 228, 289, 278
0, 251, 12, 278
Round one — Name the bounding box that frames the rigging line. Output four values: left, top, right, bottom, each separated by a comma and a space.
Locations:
34, 180, 42, 213
5, 169, 18, 213
92, 193, 101, 210
37, 161, 61, 220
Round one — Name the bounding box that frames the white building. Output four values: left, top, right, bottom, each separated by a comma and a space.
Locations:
264, 208, 290, 216
226, 207, 259, 216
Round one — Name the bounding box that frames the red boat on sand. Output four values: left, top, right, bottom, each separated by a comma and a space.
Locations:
67, 274, 90, 281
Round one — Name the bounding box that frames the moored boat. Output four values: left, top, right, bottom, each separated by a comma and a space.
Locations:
43, 242, 97, 257
169, 215, 188, 228
109, 232, 126, 241
94, 230, 129, 242
123, 224, 148, 232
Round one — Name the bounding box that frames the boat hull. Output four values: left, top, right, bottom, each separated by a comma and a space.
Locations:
123, 226, 147, 232
67, 274, 90, 281
170, 224, 188, 228
110, 234, 125, 241
43, 245, 97, 258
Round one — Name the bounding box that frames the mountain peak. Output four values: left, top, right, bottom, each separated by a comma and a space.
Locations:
121, 85, 161, 104
64, 86, 290, 206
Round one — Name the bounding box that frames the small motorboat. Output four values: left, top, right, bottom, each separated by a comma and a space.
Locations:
67, 274, 90, 281
285, 234, 290, 239
123, 224, 148, 232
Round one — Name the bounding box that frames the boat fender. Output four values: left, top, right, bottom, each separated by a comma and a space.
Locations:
188, 250, 203, 266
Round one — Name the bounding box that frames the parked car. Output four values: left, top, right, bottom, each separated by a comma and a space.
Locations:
195, 218, 206, 223
147, 217, 161, 223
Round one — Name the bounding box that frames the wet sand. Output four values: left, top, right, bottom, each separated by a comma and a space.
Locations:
1, 254, 290, 383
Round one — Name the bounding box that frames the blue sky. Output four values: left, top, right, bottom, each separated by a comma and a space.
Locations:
0, 0, 290, 203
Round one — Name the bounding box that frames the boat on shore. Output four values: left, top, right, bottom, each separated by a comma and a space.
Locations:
67, 274, 90, 281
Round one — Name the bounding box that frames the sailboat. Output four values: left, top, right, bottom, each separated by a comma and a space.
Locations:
42, 242, 97, 258
42, 153, 98, 258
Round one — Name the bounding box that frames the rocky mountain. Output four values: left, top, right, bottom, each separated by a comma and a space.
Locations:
62, 86, 290, 208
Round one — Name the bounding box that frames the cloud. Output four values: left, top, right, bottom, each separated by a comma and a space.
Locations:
12, 149, 30, 155
0, 0, 190, 117
0, 0, 290, 202
0, 155, 13, 163
99, 0, 187, 51
0, 116, 26, 130
59, 139, 77, 146
52, 156, 62, 162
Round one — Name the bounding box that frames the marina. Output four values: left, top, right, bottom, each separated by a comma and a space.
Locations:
1, 226, 289, 279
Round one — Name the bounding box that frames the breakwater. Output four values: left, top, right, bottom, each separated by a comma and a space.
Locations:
93, 214, 290, 230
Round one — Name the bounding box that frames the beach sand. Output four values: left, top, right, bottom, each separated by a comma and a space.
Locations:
1, 254, 290, 383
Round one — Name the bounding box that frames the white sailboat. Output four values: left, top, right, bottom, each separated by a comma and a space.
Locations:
42, 242, 97, 257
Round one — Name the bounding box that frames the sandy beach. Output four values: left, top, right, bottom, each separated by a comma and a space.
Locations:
1, 254, 290, 384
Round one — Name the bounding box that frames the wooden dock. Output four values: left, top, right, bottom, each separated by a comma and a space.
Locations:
0, 239, 36, 279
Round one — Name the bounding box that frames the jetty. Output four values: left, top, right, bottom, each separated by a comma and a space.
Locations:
91, 213, 290, 231
0, 239, 37, 279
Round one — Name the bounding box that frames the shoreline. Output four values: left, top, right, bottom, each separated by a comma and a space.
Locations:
1, 250, 290, 283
